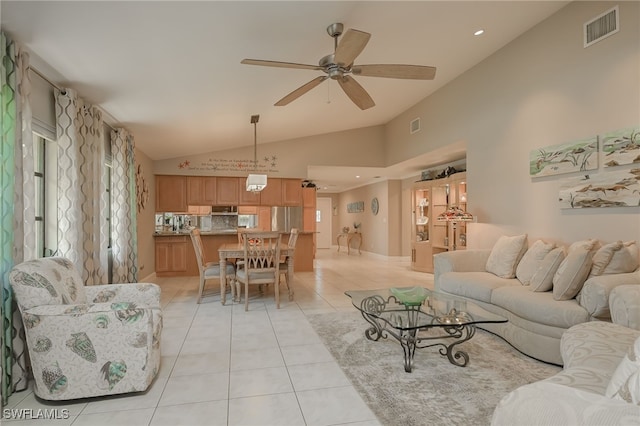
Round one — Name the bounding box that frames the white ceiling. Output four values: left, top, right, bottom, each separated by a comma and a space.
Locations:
2, 1, 567, 191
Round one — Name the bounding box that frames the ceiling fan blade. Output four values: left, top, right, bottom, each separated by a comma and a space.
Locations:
337, 75, 375, 110
241, 59, 322, 71
352, 64, 437, 80
275, 76, 328, 106
334, 29, 371, 67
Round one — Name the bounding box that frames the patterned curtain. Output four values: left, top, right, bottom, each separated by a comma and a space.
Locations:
54, 89, 109, 285
111, 129, 138, 283
0, 32, 31, 407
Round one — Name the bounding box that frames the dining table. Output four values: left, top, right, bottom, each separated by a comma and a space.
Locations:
218, 242, 295, 303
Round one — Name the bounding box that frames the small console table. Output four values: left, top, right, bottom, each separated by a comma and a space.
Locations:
337, 232, 362, 255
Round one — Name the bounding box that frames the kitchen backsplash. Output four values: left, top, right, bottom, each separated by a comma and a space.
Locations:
156, 213, 238, 232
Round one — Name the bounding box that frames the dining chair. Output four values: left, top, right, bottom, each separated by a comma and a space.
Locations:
279, 228, 299, 300
235, 231, 282, 311
189, 228, 236, 304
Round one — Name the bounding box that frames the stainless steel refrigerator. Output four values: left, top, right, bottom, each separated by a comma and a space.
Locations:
271, 206, 303, 233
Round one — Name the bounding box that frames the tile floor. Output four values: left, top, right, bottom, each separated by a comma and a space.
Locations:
4, 249, 433, 425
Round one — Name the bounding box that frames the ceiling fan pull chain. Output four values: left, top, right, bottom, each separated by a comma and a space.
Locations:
327, 80, 331, 104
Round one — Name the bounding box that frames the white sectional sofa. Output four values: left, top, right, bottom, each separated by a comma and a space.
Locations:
434, 237, 640, 365
492, 285, 640, 425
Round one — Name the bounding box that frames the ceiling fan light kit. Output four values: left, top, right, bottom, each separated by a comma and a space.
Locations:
241, 22, 436, 110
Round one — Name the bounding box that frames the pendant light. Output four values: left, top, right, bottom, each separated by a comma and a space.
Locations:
246, 114, 267, 192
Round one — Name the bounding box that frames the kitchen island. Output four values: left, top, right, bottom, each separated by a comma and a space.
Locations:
154, 230, 314, 277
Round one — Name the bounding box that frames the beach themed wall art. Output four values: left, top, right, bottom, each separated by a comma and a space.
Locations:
347, 201, 364, 213
602, 126, 640, 167
530, 137, 598, 177
558, 168, 640, 209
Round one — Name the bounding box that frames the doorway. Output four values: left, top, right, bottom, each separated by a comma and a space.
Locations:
316, 197, 332, 249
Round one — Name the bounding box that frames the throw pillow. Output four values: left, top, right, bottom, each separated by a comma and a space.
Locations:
485, 234, 528, 279
516, 240, 556, 285
552, 239, 599, 301
605, 335, 640, 405
529, 247, 566, 292
590, 241, 639, 276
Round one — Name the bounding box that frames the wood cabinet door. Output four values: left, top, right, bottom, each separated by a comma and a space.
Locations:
259, 178, 282, 206
302, 187, 316, 208
257, 206, 271, 231
155, 243, 171, 272
303, 206, 316, 232
187, 176, 204, 205
216, 177, 239, 205
282, 179, 302, 206
412, 241, 433, 272
156, 175, 187, 212
238, 177, 261, 205
171, 242, 188, 272
202, 177, 217, 204
155, 240, 187, 272
238, 206, 258, 214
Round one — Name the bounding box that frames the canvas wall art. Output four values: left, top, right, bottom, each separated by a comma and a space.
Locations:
558, 168, 640, 209
347, 201, 364, 213
530, 137, 598, 177
602, 126, 640, 167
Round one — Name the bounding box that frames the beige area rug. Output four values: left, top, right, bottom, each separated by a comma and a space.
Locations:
308, 311, 561, 426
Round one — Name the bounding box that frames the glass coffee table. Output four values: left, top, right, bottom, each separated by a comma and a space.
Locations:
345, 287, 507, 372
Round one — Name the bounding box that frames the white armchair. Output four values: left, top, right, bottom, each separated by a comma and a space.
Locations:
9, 257, 162, 401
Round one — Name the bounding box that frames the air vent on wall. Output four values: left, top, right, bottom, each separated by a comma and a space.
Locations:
584, 5, 619, 48
410, 117, 421, 134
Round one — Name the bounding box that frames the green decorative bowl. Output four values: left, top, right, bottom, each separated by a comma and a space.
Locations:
390, 287, 429, 306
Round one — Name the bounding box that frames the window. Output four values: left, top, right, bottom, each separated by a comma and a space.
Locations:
33, 134, 58, 257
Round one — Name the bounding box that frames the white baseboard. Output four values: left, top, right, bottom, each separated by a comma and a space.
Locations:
330, 245, 411, 262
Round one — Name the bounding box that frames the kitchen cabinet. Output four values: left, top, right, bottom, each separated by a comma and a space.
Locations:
155, 236, 187, 273
282, 179, 302, 206
187, 176, 216, 205
238, 177, 261, 205
259, 178, 282, 206
411, 181, 432, 272
187, 205, 211, 215
302, 187, 316, 233
216, 177, 239, 205
238, 206, 258, 214
257, 206, 271, 231
410, 172, 468, 273
156, 175, 187, 212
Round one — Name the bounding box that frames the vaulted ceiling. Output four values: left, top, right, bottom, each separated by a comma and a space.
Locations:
2, 1, 567, 189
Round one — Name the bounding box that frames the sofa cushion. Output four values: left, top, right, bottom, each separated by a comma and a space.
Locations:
438, 271, 519, 304
516, 240, 556, 286
553, 240, 599, 301
491, 286, 589, 329
606, 335, 640, 404
591, 241, 639, 276
530, 247, 565, 292
486, 234, 528, 279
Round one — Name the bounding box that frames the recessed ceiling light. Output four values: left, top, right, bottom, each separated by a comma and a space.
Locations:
474, 29, 485, 36
355, 175, 361, 178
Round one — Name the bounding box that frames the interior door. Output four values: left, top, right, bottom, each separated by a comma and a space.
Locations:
316, 197, 332, 249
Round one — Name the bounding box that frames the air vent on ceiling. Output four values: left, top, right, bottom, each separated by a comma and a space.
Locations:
410, 118, 421, 134
584, 5, 619, 48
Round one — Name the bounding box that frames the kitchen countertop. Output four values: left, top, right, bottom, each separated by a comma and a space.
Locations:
153, 229, 314, 237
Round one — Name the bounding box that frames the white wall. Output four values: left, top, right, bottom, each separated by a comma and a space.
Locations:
148, 2, 638, 256
385, 1, 640, 249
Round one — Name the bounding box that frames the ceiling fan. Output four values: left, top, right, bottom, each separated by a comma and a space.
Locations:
241, 23, 436, 110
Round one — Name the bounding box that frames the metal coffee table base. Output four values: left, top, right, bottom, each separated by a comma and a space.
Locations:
359, 308, 476, 373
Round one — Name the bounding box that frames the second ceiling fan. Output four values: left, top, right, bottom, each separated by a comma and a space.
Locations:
241, 23, 436, 110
